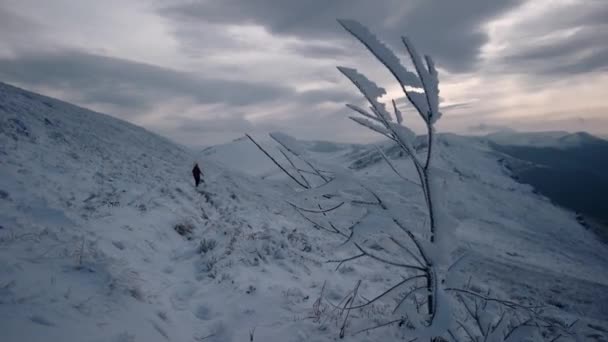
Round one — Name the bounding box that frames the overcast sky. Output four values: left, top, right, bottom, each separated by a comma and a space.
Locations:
1, 0, 607, 146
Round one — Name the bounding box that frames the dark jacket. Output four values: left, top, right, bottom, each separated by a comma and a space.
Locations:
192, 163, 202, 186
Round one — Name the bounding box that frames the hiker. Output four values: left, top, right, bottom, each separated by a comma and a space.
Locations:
192, 163, 203, 187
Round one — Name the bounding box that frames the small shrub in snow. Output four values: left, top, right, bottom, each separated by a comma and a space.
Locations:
173, 222, 194, 239
246, 285, 256, 294
198, 238, 217, 254
203, 257, 218, 278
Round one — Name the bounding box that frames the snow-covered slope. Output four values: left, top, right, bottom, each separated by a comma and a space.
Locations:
206, 132, 608, 339
2, 82, 608, 341
0, 82, 337, 342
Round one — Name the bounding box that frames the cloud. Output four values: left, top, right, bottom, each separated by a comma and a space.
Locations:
1, 0, 607, 146
159, 0, 524, 72
285, 42, 350, 60
0, 49, 292, 115
486, 0, 608, 75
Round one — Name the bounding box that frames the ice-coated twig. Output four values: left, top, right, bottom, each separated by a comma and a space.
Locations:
327, 253, 365, 271
352, 318, 406, 336
392, 285, 428, 314
290, 204, 348, 237
389, 236, 425, 268
286, 200, 345, 214
340, 280, 361, 338
446, 288, 542, 311
278, 148, 311, 188
246, 134, 309, 189
354, 243, 426, 272
346, 275, 426, 310
270, 133, 331, 183
375, 145, 422, 187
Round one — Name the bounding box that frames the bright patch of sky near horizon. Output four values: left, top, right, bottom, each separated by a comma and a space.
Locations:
1, 0, 606, 146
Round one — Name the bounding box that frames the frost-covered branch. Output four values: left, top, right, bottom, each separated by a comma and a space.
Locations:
278, 148, 311, 188
286, 200, 345, 214
346, 275, 426, 310
270, 132, 331, 183
245, 134, 310, 189
375, 145, 422, 187
353, 243, 426, 272
290, 203, 348, 237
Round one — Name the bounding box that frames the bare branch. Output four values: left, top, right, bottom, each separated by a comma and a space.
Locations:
287, 200, 345, 214
447, 252, 468, 272
246, 134, 309, 189
347, 275, 426, 310
270, 133, 331, 184
279, 148, 311, 188
375, 145, 422, 187
392, 99, 403, 124
456, 319, 477, 342
393, 285, 427, 314
291, 204, 347, 237
327, 253, 365, 271
389, 236, 425, 267
194, 333, 217, 341
448, 329, 462, 342
492, 309, 507, 334
353, 318, 405, 336
446, 288, 542, 311
354, 243, 426, 272
392, 219, 430, 266
340, 280, 361, 338
458, 295, 484, 337
503, 317, 534, 341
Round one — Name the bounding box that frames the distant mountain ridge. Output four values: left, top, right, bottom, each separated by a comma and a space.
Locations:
486, 130, 608, 230
485, 130, 607, 148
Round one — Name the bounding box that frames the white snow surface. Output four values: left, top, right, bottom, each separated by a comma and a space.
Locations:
2, 82, 608, 341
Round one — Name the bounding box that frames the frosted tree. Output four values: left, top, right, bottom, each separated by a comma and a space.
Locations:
336, 19, 450, 339
331, 19, 578, 341
245, 20, 578, 341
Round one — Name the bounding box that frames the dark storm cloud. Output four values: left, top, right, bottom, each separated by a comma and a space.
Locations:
494, 1, 608, 75
0, 7, 46, 51
160, 0, 523, 72
175, 115, 256, 133
506, 43, 608, 76
285, 43, 350, 59
0, 49, 293, 114
1, 0, 606, 145
0, 7, 32, 32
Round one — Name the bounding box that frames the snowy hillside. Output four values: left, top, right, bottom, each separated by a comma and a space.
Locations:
0, 82, 335, 342
206, 133, 608, 340
2, 82, 608, 341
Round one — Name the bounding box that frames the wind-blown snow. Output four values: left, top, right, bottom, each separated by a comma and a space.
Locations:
1, 83, 607, 341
